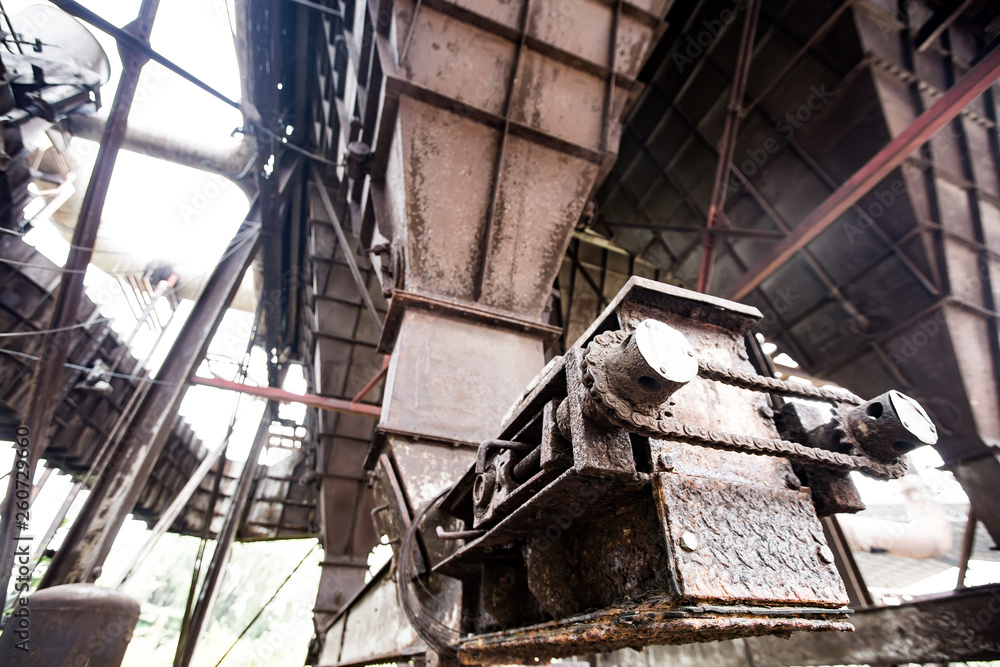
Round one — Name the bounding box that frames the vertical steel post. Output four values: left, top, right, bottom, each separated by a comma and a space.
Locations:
0, 0, 162, 609
696, 0, 761, 294
174, 403, 275, 667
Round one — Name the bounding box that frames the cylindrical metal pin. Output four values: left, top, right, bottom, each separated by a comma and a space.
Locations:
842, 390, 938, 462
604, 319, 698, 409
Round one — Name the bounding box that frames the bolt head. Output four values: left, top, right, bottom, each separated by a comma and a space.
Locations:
818, 545, 835, 564
680, 531, 699, 551
658, 453, 674, 471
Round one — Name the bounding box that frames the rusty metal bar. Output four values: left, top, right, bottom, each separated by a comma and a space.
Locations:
312, 170, 383, 337
915, 0, 974, 52
956, 506, 977, 589
39, 215, 260, 588
191, 375, 383, 418
602, 221, 783, 239
723, 44, 1000, 301
697, 0, 761, 294
51, 0, 241, 110
351, 355, 389, 403
28, 467, 52, 503
741, 0, 851, 118
0, 0, 162, 610
822, 516, 873, 608
174, 404, 275, 667
566, 240, 609, 309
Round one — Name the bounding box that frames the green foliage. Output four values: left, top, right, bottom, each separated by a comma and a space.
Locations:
117, 535, 322, 667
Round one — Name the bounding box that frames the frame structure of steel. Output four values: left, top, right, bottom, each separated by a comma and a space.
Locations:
0, 0, 162, 608
724, 44, 1000, 301
40, 213, 261, 587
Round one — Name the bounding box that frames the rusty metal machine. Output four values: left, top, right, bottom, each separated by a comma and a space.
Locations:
396, 277, 938, 664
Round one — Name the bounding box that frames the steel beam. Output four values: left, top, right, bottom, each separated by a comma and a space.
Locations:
190, 375, 382, 418
723, 44, 1000, 301
745, 584, 1000, 665
598, 584, 1000, 667
39, 214, 261, 588
174, 404, 275, 667
312, 170, 384, 338
0, 0, 162, 611
697, 0, 761, 294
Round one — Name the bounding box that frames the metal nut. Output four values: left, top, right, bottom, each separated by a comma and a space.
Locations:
680, 531, 699, 551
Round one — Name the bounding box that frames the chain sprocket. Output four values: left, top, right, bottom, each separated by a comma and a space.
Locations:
581, 331, 906, 479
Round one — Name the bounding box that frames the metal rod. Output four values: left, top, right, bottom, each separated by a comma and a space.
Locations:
312, 170, 384, 337
50, 0, 241, 110
601, 221, 784, 239
210, 541, 319, 667
915, 0, 974, 53
351, 355, 389, 403
39, 214, 260, 589
566, 240, 609, 309
28, 467, 51, 503
0, 0, 163, 611
190, 375, 383, 418
956, 506, 977, 589
111, 429, 234, 590
697, 0, 762, 294
724, 44, 1000, 301
435, 526, 486, 541
175, 405, 275, 667
285, 0, 343, 18
741, 0, 851, 117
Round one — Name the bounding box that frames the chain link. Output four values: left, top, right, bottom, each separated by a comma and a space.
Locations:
696, 361, 864, 405
581, 332, 906, 479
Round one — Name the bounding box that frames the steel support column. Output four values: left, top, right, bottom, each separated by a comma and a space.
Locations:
0, 0, 162, 609
174, 403, 275, 667
39, 213, 261, 588
723, 44, 1000, 301
696, 0, 761, 294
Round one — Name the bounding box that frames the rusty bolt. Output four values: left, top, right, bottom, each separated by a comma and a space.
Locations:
758, 404, 774, 419
680, 531, 699, 551
818, 545, 835, 564
657, 453, 674, 471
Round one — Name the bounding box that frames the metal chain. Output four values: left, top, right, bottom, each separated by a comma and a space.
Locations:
581, 332, 906, 479
696, 361, 864, 405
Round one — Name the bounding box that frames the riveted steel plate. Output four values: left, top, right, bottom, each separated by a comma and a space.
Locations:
653, 472, 849, 606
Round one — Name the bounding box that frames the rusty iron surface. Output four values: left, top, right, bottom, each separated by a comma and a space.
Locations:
0, 583, 141, 666
456, 600, 852, 665
423, 280, 900, 660
654, 473, 849, 606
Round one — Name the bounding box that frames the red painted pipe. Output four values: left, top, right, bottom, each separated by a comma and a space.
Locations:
189, 375, 382, 418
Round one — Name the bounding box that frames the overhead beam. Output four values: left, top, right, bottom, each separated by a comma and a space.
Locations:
190, 375, 383, 418
723, 44, 1000, 301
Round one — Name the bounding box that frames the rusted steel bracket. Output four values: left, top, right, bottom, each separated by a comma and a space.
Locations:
396, 277, 938, 663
